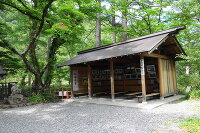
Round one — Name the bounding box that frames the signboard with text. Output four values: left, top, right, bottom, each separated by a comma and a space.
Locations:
73, 70, 79, 91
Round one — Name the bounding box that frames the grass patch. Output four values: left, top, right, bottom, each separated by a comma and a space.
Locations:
179, 117, 200, 133
178, 97, 188, 101
163, 121, 173, 127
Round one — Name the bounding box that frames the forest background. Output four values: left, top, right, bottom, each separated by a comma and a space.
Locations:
0, 0, 199, 98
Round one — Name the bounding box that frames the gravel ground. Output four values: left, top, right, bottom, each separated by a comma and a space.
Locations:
0, 100, 199, 133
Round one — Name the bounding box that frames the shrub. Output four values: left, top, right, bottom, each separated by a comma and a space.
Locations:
179, 89, 200, 100
188, 89, 200, 100
29, 90, 58, 103
29, 93, 47, 103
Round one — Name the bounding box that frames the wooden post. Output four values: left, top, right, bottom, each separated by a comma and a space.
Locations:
70, 67, 74, 98
158, 58, 164, 99
110, 60, 115, 100
62, 87, 63, 99
140, 56, 147, 103
88, 65, 92, 99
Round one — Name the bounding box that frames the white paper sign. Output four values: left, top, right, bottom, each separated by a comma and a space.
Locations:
59, 91, 63, 96
73, 70, 79, 91
63, 91, 68, 96
140, 58, 145, 76
58, 91, 68, 96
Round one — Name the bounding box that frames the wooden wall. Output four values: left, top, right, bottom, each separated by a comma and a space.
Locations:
70, 55, 161, 94
70, 66, 88, 93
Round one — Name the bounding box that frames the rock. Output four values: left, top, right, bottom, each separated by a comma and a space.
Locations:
26, 103, 32, 106
10, 105, 18, 108
8, 94, 24, 105
3, 98, 8, 104
11, 84, 21, 95
18, 104, 24, 107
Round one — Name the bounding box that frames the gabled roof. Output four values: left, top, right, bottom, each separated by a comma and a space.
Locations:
58, 26, 186, 67
0, 65, 6, 75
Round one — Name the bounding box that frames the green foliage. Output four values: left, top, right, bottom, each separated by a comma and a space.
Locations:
0, 0, 199, 96
180, 117, 200, 133
177, 73, 200, 90
188, 90, 200, 100
29, 90, 58, 103
178, 88, 200, 100
29, 93, 47, 103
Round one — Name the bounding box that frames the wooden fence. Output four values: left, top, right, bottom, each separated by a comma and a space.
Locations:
49, 87, 71, 99
0, 82, 13, 100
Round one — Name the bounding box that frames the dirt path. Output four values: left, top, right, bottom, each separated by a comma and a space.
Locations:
0, 100, 199, 133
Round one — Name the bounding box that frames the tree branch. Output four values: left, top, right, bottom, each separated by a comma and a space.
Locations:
17, 0, 29, 9
41, 38, 66, 76
0, 40, 21, 56
20, 55, 38, 75
22, 0, 55, 56
84, 26, 96, 41
0, 40, 38, 75
0, 1, 41, 21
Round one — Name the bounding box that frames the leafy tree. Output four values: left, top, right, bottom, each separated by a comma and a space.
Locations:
0, 0, 86, 93
167, 0, 200, 90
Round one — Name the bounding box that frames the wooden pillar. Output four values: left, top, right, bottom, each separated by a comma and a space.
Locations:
158, 58, 164, 99
110, 60, 115, 100
140, 56, 147, 103
70, 67, 74, 98
88, 65, 92, 99
172, 61, 177, 95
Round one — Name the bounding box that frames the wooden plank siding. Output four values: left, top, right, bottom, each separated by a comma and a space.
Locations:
158, 58, 164, 98
69, 54, 177, 100
70, 67, 74, 98
88, 65, 92, 98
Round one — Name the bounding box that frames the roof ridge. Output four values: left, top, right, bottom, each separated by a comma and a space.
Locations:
78, 26, 185, 55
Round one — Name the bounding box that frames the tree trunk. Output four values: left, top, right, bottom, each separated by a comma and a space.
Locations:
95, 0, 101, 47
20, 74, 26, 87
28, 73, 32, 87
43, 38, 66, 91
185, 65, 191, 92
122, 6, 128, 41
32, 74, 43, 93
111, 2, 116, 43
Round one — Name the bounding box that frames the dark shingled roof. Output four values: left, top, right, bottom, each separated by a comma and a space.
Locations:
0, 65, 6, 75
58, 26, 186, 67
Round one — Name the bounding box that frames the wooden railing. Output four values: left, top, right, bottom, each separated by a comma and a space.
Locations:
0, 82, 14, 100
49, 87, 71, 99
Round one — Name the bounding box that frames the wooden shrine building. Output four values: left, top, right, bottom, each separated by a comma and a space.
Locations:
58, 26, 186, 103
